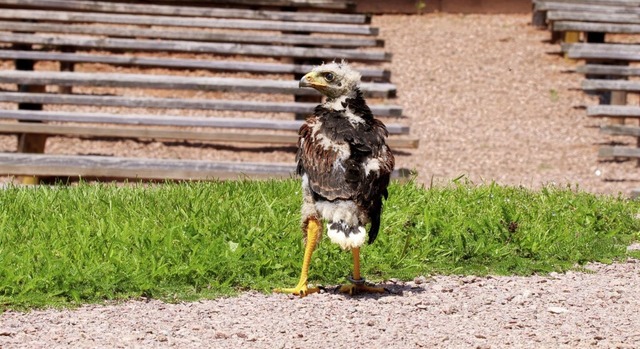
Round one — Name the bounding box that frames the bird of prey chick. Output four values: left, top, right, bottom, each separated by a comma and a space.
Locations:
275, 62, 394, 297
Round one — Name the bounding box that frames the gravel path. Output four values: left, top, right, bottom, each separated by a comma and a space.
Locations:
2, 14, 640, 348
2, 260, 639, 348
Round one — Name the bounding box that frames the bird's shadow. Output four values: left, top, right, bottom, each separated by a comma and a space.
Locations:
319, 282, 426, 299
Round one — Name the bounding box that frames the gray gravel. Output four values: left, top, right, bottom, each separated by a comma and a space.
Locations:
1, 260, 638, 348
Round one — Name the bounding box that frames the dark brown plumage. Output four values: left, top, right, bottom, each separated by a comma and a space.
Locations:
274, 62, 393, 297
296, 89, 394, 245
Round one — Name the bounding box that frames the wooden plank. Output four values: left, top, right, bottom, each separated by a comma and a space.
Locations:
598, 146, 640, 158
0, 0, 368, 24
0, 70, 397, 98
600, 124, 640, 137
196, 0, 355, 10
0, 122, 419, 149
0, 92, 404, 117
0, 152, 297, 180
576, 64, 640, 76
536, 2, 640, 14
563, 43, 640, 61
0, 9, 378, 36
0, 33, 391, 62
0, 109, 410, 135
564, 43, 640, 52
0, 21, 382, 48
554, 21, 640, 34
0, 50, 391, 81
582, 79, 640, 93
0, 153, 411, 181
0, 122, 297, 144
534, 0, 640, 6
587, 105, 640, 118
548, 11, 640, 24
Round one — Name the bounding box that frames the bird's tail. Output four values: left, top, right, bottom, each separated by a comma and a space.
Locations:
367, 199, 384, 244
368, 209, 381, 244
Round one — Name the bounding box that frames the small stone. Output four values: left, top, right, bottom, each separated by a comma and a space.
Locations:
367, 320, 375, 326
215, 332, 229, 339
442, 306, 458, 315
547, 306, 568, 314
462, 276, 479, 284
441, 286, 454, 293
24, 327, 37, 334
156, 335, 168, 342
414, 275, 429, 284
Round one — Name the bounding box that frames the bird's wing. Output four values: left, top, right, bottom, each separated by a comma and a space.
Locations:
296, 115, 393, 203
297, 118, 359, 201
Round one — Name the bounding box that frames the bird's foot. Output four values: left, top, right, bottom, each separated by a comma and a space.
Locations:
274, 281, 320, 298
337, 277, 386, 296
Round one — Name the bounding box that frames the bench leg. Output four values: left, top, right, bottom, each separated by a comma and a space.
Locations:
59, 46, 75, 94
17, 133, 47, 185
563, 31, 580, 61
14, 49, 47, 185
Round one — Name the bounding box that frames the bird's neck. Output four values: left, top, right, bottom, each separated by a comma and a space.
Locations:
322, 88, 366, 113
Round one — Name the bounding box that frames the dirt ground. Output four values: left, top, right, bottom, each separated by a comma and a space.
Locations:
1, 13, 640, 348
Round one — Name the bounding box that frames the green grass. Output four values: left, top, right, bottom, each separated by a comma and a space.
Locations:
1, 179, 638, 310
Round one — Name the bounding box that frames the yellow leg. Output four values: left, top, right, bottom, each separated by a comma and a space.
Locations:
338, 247, 385, 295
274, 218, 321, 297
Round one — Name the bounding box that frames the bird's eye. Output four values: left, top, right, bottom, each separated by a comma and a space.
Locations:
324, 73, 334, 82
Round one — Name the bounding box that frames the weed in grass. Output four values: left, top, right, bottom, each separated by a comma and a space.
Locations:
0, 180, 638, 310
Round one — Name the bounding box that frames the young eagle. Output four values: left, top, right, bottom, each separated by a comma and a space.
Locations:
275, 62, 394, 297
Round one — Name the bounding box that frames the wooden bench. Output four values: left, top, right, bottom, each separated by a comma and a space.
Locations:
564, 42, 640, 121
0, 0, 418, 182
531, 0, 640, 195
532, 0, 640, 43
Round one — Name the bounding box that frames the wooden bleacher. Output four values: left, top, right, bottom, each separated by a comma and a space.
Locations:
532, 0, 640, 196
0, 0, 418, 183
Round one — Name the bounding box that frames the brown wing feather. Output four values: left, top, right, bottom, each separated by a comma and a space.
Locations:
296, 118, 358, 201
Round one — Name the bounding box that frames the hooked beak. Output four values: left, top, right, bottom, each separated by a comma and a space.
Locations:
299, 72, 317, 88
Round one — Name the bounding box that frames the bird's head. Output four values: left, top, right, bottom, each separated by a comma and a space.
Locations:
299, 62, 361, 99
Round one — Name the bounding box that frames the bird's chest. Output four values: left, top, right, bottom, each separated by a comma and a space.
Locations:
310, 114, 370, 159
